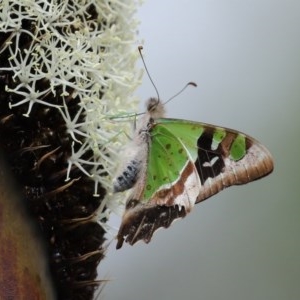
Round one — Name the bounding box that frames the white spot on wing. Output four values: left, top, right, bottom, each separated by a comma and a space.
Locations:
211, 140, 219, 151
203, 156, 219, 167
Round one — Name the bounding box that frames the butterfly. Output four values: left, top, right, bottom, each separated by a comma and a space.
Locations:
113, 96, 274, 249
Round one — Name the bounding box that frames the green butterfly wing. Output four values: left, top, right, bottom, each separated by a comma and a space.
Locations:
142, 120, 202, 202
116, 118, 273, 249
148, 118, 273, 203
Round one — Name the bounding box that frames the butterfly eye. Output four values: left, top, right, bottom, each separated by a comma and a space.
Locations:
147, 98, 159, 112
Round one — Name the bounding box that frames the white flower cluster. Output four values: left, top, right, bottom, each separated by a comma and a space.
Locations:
0, 0, 142, 224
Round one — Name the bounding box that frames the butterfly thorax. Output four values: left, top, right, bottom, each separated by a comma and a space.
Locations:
113, 98, 165, 193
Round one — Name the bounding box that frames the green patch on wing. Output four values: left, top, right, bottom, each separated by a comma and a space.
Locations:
212, 128, 226, 150
142, 119, 204, 201
230, 134, 246, 161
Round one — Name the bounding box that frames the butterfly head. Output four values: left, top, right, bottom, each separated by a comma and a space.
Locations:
146, 98, 166, 119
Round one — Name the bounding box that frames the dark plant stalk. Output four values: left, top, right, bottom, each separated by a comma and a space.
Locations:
0, 0, 141, 299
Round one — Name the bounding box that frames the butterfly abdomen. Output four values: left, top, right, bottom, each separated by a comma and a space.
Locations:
113, 159, 142, 192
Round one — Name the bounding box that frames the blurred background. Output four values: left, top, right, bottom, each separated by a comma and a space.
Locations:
100, 1, 300, 299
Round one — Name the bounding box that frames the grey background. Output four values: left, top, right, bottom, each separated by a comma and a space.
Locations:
100, 1, 300, 299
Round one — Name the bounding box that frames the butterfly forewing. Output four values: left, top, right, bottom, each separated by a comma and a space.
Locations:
158, 119, 273, 199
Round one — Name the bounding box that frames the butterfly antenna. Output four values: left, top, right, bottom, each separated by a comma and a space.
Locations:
163, 82, 197, 106
138, 46, 161, 102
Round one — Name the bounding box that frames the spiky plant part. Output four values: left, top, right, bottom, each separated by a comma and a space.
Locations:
0, 0, 141, 299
